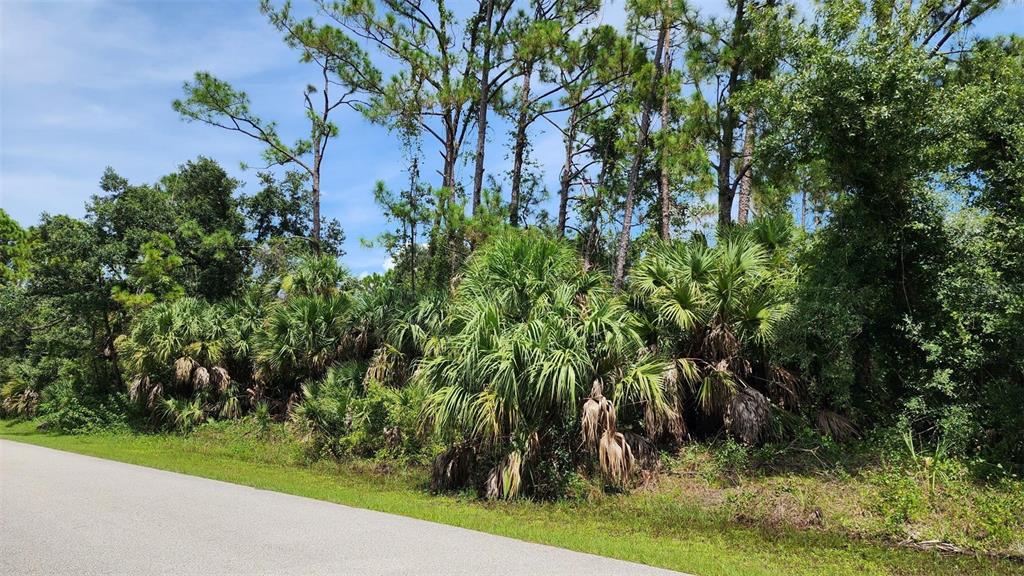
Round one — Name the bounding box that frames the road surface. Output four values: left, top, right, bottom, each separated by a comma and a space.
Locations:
0, 439, 682, 575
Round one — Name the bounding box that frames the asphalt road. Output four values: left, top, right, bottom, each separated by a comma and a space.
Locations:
0, 439, 683, 575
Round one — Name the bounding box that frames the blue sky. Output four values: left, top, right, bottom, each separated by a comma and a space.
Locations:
2, 0, 1022, 275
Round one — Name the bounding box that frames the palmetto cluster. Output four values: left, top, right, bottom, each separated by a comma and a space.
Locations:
419, 231, 668, 498
115, 255, 407, 431
116, 297, 240, 429
630, 233, 794, 445
112, 228, 800, 494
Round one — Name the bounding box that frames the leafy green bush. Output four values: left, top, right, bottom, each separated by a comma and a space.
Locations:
346, 380, 430, 460
288, 361, 430, 461
868, 467, 926, 532
38, 379, 131, 434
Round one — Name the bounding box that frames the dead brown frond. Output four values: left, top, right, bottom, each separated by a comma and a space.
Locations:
770, 365, 801, 409
128, 375, 147, 403
128, 375, 163, 410
431, 443, 476, 493
599, 429, 634, 487
725, 386, 772, 445
285, 391, 300, 415
816, 409, 858, 441
582, 377, 638, 486
702, 322, 742, 362
366, 345, 406, 387
485, 451, 523, 500
245, 384, 265, 407
147, 381, 163, 410
210, 366, 231, 393
174, 357, 196, 385
581, 395, 615, 449
581, 379, 616, 451
623, 431, 660, 472
191, 366, 211, 390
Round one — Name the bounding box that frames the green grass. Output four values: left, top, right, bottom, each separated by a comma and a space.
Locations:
1, 419, 1016, 576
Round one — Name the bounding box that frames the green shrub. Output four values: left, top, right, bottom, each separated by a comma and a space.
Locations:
712, 439, 752, 476
38, 379, 130, 434
976, 486, 1024, 546
867, 467, 926, 533
347, 379, 430, 461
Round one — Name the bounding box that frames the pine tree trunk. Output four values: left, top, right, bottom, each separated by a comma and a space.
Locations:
409, 157, 418, 292
583, 165, 607, 271
557, 106, 578, 237
737, 104, 756, 225
614, 25, 667, 290
584, 199, 601, 270
443, 118, 458, 193
410, 221, 417, 292
471, 0, 495, 216
717, 136, 735, 225
658, 3, 673, 241
509, 60, 534, 228
717, 0, 747, 227
311, 149, 322, 255
738, 0, 776, 226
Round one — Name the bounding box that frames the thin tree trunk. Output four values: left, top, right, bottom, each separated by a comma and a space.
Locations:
471, 0, 495, 216
584, 200, 601, 270
716, 136, 735, 225
613, 115, 652, 288
716, 0, 747, 227
614, 25, 667, 290
658, 3, 673, 241
409, 157, 418, 292
583, 161, 611, 269
102, 306, 123, 390
311, 150, 322, 255
800, 186, 807, 232
737, 104, 756, 225
442, 116, 458, 192
410, 220, 417, 292
738, 0, 775, 227
557, 106, 578, 237
509, 60, 534, 228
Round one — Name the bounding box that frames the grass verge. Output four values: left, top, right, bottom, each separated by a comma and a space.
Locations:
0, 419, 1017, 576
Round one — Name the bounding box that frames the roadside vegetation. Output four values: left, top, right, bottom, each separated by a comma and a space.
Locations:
1, 0, 1023, 574
3, 418, 1021, 576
